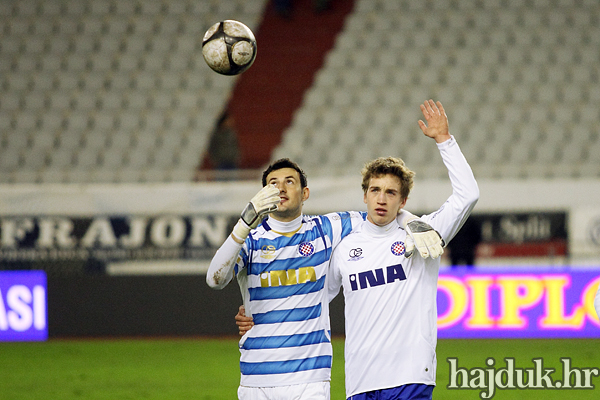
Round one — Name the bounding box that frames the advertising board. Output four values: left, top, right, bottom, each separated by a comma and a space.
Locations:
438, 269, 600, 338
0, 270, 47, 341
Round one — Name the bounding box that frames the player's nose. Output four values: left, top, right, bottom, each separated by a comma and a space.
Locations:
274, 181, 285, 192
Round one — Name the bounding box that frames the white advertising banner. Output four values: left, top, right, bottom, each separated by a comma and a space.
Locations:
1, 179, 600, 273
570, 207, 600, 258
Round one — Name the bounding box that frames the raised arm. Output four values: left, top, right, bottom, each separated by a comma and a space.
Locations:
418, 99, 452, 144
206, 185, 280, 289
417, 100, 479, 243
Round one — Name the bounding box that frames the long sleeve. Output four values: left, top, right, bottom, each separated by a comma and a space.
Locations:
205, 235, 243, 289
424, 136, 479, 244
327, 254, 343, 303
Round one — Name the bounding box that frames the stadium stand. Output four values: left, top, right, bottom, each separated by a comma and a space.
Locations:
273, 0, 600, 180
1, 0, 599, 183
0, 0, 267, 183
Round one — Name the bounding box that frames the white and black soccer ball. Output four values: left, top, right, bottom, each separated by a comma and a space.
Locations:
202, 20, 257, 76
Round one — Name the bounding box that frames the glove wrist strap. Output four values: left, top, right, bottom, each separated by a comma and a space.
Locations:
407, 219, 433, 233
241, 202, 258, 228
232, 219, 251, 243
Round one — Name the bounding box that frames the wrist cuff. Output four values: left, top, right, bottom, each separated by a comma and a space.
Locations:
232, 219, 251, 243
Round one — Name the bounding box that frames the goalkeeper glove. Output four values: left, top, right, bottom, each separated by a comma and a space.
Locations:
232, 185, 280, 242
404, 218, 445, 259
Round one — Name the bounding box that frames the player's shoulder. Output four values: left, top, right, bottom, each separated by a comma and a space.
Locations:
336, 223, 366, 245
331, 230, 366, 264
248, 223, 272, 240
301, 214, 322, 226
317, 211, 366, 222
303, 213, 338, 226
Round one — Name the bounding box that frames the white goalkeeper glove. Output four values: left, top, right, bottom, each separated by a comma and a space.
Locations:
232, 185, 280, 242
404, 218, 445, 259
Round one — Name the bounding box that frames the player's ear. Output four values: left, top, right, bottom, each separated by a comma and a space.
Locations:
395, 198, 407, 215
363, 192, 368, 204
302, 187, 310, 202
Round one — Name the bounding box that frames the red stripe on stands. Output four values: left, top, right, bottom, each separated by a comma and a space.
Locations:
477, 240, 568, 257
227, 0, 356, 169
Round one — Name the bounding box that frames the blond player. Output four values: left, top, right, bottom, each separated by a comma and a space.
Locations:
207, 157, 444, 400
329, 100, 479, 399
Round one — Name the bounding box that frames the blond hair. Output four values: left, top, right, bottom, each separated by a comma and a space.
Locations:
361, 157, 415, 200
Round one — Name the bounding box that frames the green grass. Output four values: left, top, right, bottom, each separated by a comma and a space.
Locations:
1, 338, 599, 399
0, 338, 239, 400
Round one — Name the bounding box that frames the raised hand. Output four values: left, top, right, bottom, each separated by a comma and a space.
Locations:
418, 100, 451, 144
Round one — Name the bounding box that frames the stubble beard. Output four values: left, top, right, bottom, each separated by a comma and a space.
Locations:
272, 203, 302, 222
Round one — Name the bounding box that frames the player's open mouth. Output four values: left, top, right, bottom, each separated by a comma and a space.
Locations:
375, 208, 387, 215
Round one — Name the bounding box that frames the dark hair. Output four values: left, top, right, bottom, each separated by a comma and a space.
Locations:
262, 158, 308, 188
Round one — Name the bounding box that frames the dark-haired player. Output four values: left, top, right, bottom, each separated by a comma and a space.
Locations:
207, 156, 443, 400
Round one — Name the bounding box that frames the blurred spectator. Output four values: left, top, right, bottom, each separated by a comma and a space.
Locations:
273, 0, 331, 18
447, 216, 481, 268
206, 111, 241, 171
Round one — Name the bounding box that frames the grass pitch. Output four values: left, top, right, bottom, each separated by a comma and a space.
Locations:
1, 337, 599, 399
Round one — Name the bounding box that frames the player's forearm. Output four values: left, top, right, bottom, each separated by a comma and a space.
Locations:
438, 136, 479, 208
206, 235, 243, 289
434, 136, 479, 240
396, 209, 417, 227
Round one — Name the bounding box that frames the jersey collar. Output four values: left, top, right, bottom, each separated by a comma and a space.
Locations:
265, 214, 303, 236
363, 218, 400, 238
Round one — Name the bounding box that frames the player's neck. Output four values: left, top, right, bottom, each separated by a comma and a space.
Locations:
268, 214, 303, 233
364, 218, 399, 237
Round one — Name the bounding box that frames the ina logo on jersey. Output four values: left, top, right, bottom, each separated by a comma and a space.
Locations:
349, 264, 406, 291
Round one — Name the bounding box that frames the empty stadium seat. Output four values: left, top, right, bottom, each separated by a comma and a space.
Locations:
271, 0, 600, 179
1, 0, 599, 183
0, 0, 268, 183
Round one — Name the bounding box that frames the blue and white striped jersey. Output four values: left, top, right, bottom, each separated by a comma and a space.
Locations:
235, 211, 365, 387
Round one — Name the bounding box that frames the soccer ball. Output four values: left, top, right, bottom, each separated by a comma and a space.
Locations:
202, 20, 257, 76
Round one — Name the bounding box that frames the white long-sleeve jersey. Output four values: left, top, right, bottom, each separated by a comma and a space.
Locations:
328, 136, 479, 398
